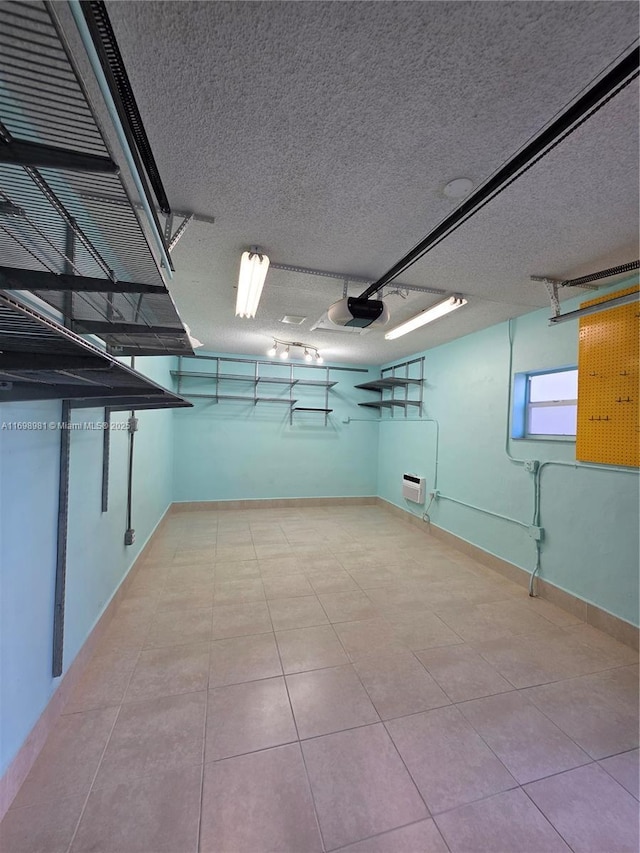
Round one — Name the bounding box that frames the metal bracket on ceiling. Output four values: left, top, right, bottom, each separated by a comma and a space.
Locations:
164, 212, 197, 254
269, 261, 446, 296
531, 276, 561, 318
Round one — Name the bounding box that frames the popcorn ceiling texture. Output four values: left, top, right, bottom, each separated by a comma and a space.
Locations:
106, 1, 639, 364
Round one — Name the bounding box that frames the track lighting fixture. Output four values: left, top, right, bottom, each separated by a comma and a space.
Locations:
268, 339, 323, 362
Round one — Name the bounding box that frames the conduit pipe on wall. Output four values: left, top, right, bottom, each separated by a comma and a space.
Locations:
504, 319, 527, 468
528, 458, 639, 594
435, 494, 529, 530
347, 417, 441, 489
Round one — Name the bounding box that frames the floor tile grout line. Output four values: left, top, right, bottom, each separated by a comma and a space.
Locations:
326, 815, 454, 853
266, 550, 332, 853
595, 752, 640, 802
196, 651, 211, 853
452, 695, 595, 786
513, 682, 630, 762
64, 703, 123, 853
61, 645, 143, 717
517, 779, 582, 851
7, 506, 637, 850
377, 715, 433, 821
296, 728, 329, 853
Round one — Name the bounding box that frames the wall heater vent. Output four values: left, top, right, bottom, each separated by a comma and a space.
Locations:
402, 474, 425, 504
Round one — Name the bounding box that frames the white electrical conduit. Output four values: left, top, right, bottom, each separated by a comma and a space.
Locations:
435, 494, 530, 530
505, 318, 527, 467
351, 317, 639, 600
529, 459, 639, 595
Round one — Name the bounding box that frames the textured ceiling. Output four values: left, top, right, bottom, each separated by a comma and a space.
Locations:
104, 0, 639, 364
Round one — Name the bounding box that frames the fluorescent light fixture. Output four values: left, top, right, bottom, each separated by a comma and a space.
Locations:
236, 248, 270, 318
384, 296, 467, 340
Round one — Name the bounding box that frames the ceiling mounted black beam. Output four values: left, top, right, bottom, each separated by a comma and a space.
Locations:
72, 320, 183, 335
108, 345, 191, 357
359, 46, 640, 300
72, 396, 192, 410
0, 384, 171, 402
0, 137, 118, 173
0, 265, 164, 293
0, 353, 112, 371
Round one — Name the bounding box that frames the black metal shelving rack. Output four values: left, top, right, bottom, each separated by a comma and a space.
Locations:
355, 356, 425, 416
0, 1, 193, 359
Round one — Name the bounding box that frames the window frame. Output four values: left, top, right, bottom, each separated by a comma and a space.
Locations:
512, 365, 578, 442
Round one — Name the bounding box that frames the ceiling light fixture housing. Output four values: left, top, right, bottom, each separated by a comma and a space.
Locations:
327, 297, 390, 329
269, 339, 323, 362
385, 296, 467, 340
443, 177, 474, 199
236, 247, 270, 318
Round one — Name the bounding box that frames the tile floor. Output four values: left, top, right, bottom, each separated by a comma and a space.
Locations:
1, 505, 638, 852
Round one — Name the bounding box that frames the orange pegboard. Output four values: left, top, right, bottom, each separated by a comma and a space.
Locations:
577, 284, 639, 466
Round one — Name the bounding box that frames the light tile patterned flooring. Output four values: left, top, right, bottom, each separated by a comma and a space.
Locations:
2, 505, 639, 852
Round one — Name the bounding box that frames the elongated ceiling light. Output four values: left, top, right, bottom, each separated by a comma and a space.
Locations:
236, 248, 270, 318
385, 296, 467, 340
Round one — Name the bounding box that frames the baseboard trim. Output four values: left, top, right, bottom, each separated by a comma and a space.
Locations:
0, 506, 173, 821
3, 495, 637, 819
376, 497, 639, 650
171, 496, 378, 512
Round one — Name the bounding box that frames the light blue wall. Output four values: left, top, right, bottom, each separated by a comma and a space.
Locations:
0, 357, 175, 776
3, 286, 639, 781
172, 353, 379, 501
376, 280, 639, 626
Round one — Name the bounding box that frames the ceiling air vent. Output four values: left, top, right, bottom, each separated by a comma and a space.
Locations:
281, 315, 306, 325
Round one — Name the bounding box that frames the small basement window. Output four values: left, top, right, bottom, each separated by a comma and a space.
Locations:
512, 367, 578, 439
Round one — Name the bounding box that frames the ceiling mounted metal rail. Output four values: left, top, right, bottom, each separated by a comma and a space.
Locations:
358, 47, 640, 301
0, 1, 194, 356
73, 0, 171, 221
560, 259, 639, 289
532, 259, 640, 324
270, 261, 446, 296
64, 0, 174, 275
547, 288, 639, 325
